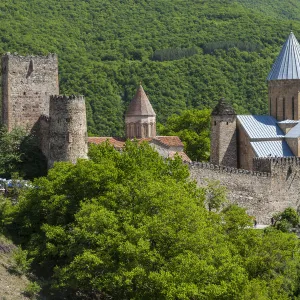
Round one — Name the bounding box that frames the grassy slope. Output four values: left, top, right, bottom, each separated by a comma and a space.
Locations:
0, 236, 30, 300
0, 1, 299, 135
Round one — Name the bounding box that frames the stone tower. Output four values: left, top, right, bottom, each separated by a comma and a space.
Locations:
268, 32, 300, 121
125, 85, 156, 139
48, 95, 88, 168
2, 53, 59, 131
210, 98, 237, 167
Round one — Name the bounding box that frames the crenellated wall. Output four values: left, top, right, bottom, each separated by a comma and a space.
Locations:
189, 159, 300, 224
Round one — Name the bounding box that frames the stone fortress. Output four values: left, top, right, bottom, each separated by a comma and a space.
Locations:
1, 53, 88, 168
190, 32, 300, 223
1, 52, 189, 169
4, 32, 300, 224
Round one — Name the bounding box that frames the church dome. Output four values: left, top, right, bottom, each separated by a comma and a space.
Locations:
267, 32, 300, 80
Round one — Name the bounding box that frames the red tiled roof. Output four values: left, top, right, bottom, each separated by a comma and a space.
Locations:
88, 137, 125, 149
154, 136, 184, 147
168, 151, 191, 162
88, 136, 190, 161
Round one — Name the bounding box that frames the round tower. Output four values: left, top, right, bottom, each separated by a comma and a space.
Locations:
48, 95, 88, 168
210, 98, 237, 167
268, 32, 300, 121
125, 85, 156, 139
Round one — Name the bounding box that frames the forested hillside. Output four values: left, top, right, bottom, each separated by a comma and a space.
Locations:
0, 0, 299, 136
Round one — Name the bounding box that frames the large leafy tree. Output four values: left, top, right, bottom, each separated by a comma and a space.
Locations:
0, 126, 47, 179
7, 142, 300, 299
159, 109, 211, 161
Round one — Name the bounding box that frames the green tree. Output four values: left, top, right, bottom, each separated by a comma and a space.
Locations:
272, 207, 300, 232
0, 126, 47, 179
159, 109, 211, 161
6, 142, 300, 299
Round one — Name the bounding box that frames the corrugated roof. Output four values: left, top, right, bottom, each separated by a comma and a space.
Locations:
125, 85, 156, 117
267, 32, 300, 80
251, 141, 294, 157
237, 115, 284, 139
285, 122, 300, 138
277, 119, 299, 124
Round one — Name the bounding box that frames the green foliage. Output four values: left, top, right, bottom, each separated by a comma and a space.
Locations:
0, 196, 15, 231
0, 127, 47, 179
23, 282, 41, 298
205, 180, 228, 212
159, 109, 211, 161
152, 47, 198, 61
12, 247, 33, 275
273, 207, 300, 232
0, 127, 25, 177
5, 142, 300, 299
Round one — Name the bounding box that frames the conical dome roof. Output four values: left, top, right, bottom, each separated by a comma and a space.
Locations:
267, 32, 300, 80
211, 98, 236, 116
126, 85, 156, 116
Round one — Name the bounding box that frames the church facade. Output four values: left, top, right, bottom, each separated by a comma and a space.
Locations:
210, 32, 300, 171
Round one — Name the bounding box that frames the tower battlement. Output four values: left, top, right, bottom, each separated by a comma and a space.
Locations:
189, 161, 271, 177
50, 95, 85, 102
48, 94, 88, 168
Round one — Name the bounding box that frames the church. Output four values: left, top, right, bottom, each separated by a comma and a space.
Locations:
210, 32, 300, 171
88, 84, 191, 162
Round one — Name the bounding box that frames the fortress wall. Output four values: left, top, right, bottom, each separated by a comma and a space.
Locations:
189, 162, 300, 224
2, 53, 59, 132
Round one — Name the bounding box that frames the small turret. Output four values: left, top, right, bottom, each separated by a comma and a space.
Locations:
210, 98, 237, 167
48, 95, 88, 168
125, 85, 156, 139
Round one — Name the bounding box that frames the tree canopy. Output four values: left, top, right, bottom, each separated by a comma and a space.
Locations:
158, 109, 211, 161
2, 142, 300, 299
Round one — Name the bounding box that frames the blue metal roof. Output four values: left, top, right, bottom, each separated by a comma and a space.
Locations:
237, 115, 284, 139
285, 122, 300, 138
267, 32, 300, 80
251, 141, 294, 157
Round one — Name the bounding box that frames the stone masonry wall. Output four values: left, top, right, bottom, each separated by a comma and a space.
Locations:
210, 115, 237, 168
268, 80, 300, 121
48, 95, 88, 168
237, 120, 256, 170
2, 53, 59, 132
189, 160, 300, 224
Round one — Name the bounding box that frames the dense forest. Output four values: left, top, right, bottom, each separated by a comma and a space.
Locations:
0, 0, 299, 136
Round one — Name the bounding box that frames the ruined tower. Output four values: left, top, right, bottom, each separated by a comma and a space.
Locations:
48, 95, 88, 168
268, 32, 300, 121
125, 85, 156, 139
2, 53, 59, 131
210, 98, 237, 167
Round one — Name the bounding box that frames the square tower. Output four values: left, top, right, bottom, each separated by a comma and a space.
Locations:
2, 53, 59, 131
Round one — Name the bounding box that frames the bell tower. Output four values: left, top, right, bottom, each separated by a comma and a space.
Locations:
268, 32, 300, 121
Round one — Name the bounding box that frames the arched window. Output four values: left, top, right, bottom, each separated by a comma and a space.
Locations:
292, 97, 295, 120
283, 98, 286, 120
